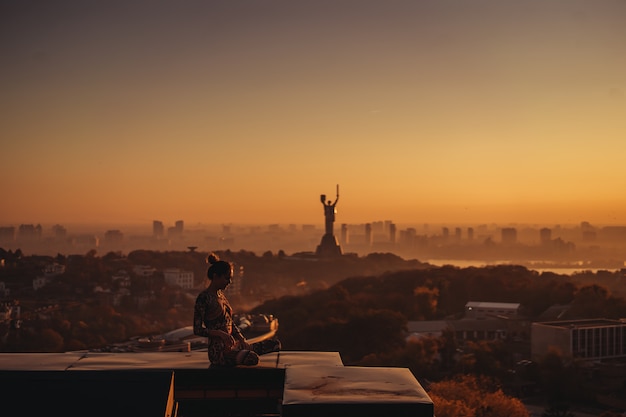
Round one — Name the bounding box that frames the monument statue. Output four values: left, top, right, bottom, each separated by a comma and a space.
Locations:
316, 184, 342, 257
320, 184, 339, 236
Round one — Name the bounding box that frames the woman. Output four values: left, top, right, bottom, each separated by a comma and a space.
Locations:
193, 253, 279, 367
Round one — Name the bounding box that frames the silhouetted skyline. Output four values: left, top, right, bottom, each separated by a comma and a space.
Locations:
2, 219, 626, 273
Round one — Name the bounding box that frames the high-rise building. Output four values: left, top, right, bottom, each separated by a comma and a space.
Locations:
0, 227, 15, 242
52, 224, 67, 239
341, 224, 349, 245
501, 227, 517, 244
153, 220, 164, 238
104, 230, 124, 243
168, 220, 184, 238
18, 224, 42, 240
540, 227, 552, 244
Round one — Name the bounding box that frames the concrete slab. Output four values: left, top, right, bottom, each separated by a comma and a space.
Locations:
0, 352, 86, 370
282, 365, 433, 417
71, 351, 210, 370
259, 351, 344, 368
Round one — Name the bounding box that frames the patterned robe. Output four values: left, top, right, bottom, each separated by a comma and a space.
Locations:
193, 289, 256, 366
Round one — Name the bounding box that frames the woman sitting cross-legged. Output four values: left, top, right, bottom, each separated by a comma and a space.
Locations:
193, 253, 280, 367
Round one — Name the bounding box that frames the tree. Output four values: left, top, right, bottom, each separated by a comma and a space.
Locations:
359, 336, 441, 379
536, 347, 587, 404
567, 284, 610, 318
428, 374, 529, 417
412, 286, 439, 319
458, 339, 510, 378
427, 393, 473, 417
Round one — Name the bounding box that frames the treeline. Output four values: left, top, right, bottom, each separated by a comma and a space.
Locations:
0, 249, 425, 353
249, 264, 626, 413
252, 264, 626, 362
3, 248, 626, 414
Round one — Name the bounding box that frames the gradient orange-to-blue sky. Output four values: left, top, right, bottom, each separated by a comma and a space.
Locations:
2, 0, 625, 228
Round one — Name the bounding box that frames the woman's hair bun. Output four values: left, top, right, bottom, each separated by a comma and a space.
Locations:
206, 253, 220, 264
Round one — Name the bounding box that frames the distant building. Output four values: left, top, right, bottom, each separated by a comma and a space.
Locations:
582, 230, 597, 242
18, 224, 42, 241
532, 319, 626, 361
371, 221, 384, 234
364, 223, 372, 246
52, 224, 67, 239
225, 264, 244, 297
133, 265, 157, 277
0, 227, 15, 242
168, 220, 184, 238
340, 224, 349, 245
104, 230, 124, 243
112, 270, 131, 288
153, 220, 164, 238
465, 301, 521, 319
600, 226, 626, 242
399, 228, 416, 245
407, 319, 514, 343
72, 234, 99, 250
540, 227, 552, 244
163, 268, 194, 289
44, 263, 65, 277
501, 227, 517, 244
33, 276, 50, 290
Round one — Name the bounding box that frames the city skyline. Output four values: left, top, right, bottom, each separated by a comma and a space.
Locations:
2, 0, 625, 227
4, 217, 626, 267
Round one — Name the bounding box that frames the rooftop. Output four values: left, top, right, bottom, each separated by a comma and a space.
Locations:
465, 301, 521, 309
536, 318, 625, 329
0, 350, 434, 417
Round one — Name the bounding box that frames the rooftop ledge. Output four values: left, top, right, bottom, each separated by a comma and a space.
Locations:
0, 351, 434, 417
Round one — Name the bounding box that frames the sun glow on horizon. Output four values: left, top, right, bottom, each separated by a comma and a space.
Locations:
1, 0, 625, 228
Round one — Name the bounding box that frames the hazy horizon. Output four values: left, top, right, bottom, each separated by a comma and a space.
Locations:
2, 0, 625, 227
2, 219, 622, 234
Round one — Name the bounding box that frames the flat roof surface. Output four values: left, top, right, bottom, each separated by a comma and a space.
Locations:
536, 319, 624, 328
284, 365, 431, 404
282, 365, 433, 417
466, 301, 520, 309
0, 351, 433, 417
0, 350, 344, 371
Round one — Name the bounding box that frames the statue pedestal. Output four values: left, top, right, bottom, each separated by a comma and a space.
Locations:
316, 234, 343, 258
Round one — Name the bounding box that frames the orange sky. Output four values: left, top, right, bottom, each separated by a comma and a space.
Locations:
1, 0, 625, 229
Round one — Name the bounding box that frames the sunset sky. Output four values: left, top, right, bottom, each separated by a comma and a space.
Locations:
2, 0, 625, 229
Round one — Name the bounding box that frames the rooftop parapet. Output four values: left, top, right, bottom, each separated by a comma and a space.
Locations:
0, 351, 434, 417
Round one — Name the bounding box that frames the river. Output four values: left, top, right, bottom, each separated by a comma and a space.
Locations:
425, 259, 623, 276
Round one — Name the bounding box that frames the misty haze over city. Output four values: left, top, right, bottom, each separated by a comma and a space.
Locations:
2, 218, 626, 272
